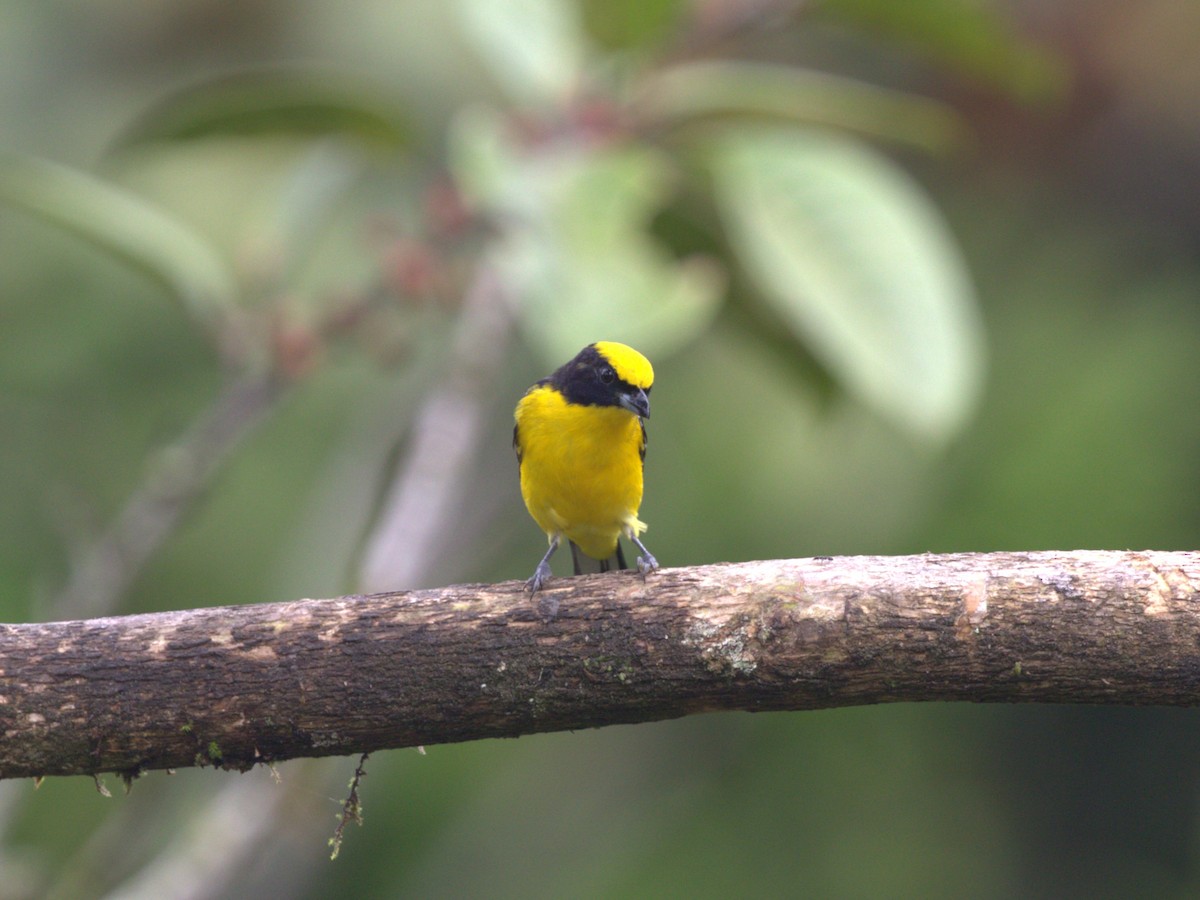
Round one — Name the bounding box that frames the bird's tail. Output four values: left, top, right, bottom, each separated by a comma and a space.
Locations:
569, 540, 628, 576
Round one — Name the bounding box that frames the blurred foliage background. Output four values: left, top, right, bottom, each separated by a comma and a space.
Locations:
3, 0, 1200, 896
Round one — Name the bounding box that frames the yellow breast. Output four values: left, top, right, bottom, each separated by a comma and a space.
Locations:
515, 385, 646, 560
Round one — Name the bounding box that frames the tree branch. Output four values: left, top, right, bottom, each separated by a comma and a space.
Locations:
4, 550, 1199, 780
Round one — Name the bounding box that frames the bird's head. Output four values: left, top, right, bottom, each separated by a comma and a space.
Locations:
553, 341, 653, 418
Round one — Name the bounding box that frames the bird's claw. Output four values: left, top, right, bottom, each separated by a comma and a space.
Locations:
526, 560, 553, 594
636, 553, 659, 579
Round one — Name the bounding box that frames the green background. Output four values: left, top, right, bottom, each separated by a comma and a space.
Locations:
4, 1, 1200, 896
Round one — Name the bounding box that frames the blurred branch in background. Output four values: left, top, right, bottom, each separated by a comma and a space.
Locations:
50, 372, 284, 620
42, 773, 293, 900
6, 550, 1200, 781
358, 262, 512, 592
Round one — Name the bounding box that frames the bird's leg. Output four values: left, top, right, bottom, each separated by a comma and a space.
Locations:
628, 534, 659, 579
527, 536, 560, 593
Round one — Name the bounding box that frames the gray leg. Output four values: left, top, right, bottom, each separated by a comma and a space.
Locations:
629, 534, 659, 578
527, 536, 560, 593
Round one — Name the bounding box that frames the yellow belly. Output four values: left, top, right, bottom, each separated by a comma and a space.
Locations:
516, 385, 646, 560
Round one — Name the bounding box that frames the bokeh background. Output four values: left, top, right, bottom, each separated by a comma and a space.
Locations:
4, 0, 1200, 897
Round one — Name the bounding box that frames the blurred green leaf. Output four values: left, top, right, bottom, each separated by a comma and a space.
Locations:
581, 0, 687, 51
820, 0, 1069, 105
642, 61, 966, 154
113, 68, 413, 151
504, 146, 722, 362
450, 107, 721, 361
503, 237, 723, 366
448, 105, 528, 217
710, 127, 984, 441
0, 154, 239, 334
455, 0, 590, 108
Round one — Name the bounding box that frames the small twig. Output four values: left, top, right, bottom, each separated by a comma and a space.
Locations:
329, 753, 370, 861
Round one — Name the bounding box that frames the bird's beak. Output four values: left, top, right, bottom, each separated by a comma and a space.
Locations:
618, 387, 650, 419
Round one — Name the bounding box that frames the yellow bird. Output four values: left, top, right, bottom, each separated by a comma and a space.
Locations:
514, 341, 659, 592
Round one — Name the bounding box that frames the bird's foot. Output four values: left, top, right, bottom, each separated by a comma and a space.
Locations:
629, 534, 658, 581
526, 560, 553, 594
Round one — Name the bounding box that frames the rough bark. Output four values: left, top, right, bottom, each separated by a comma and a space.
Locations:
3, 550, 1199, 780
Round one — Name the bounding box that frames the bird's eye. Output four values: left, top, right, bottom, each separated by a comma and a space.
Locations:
599, 366, 616, 384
